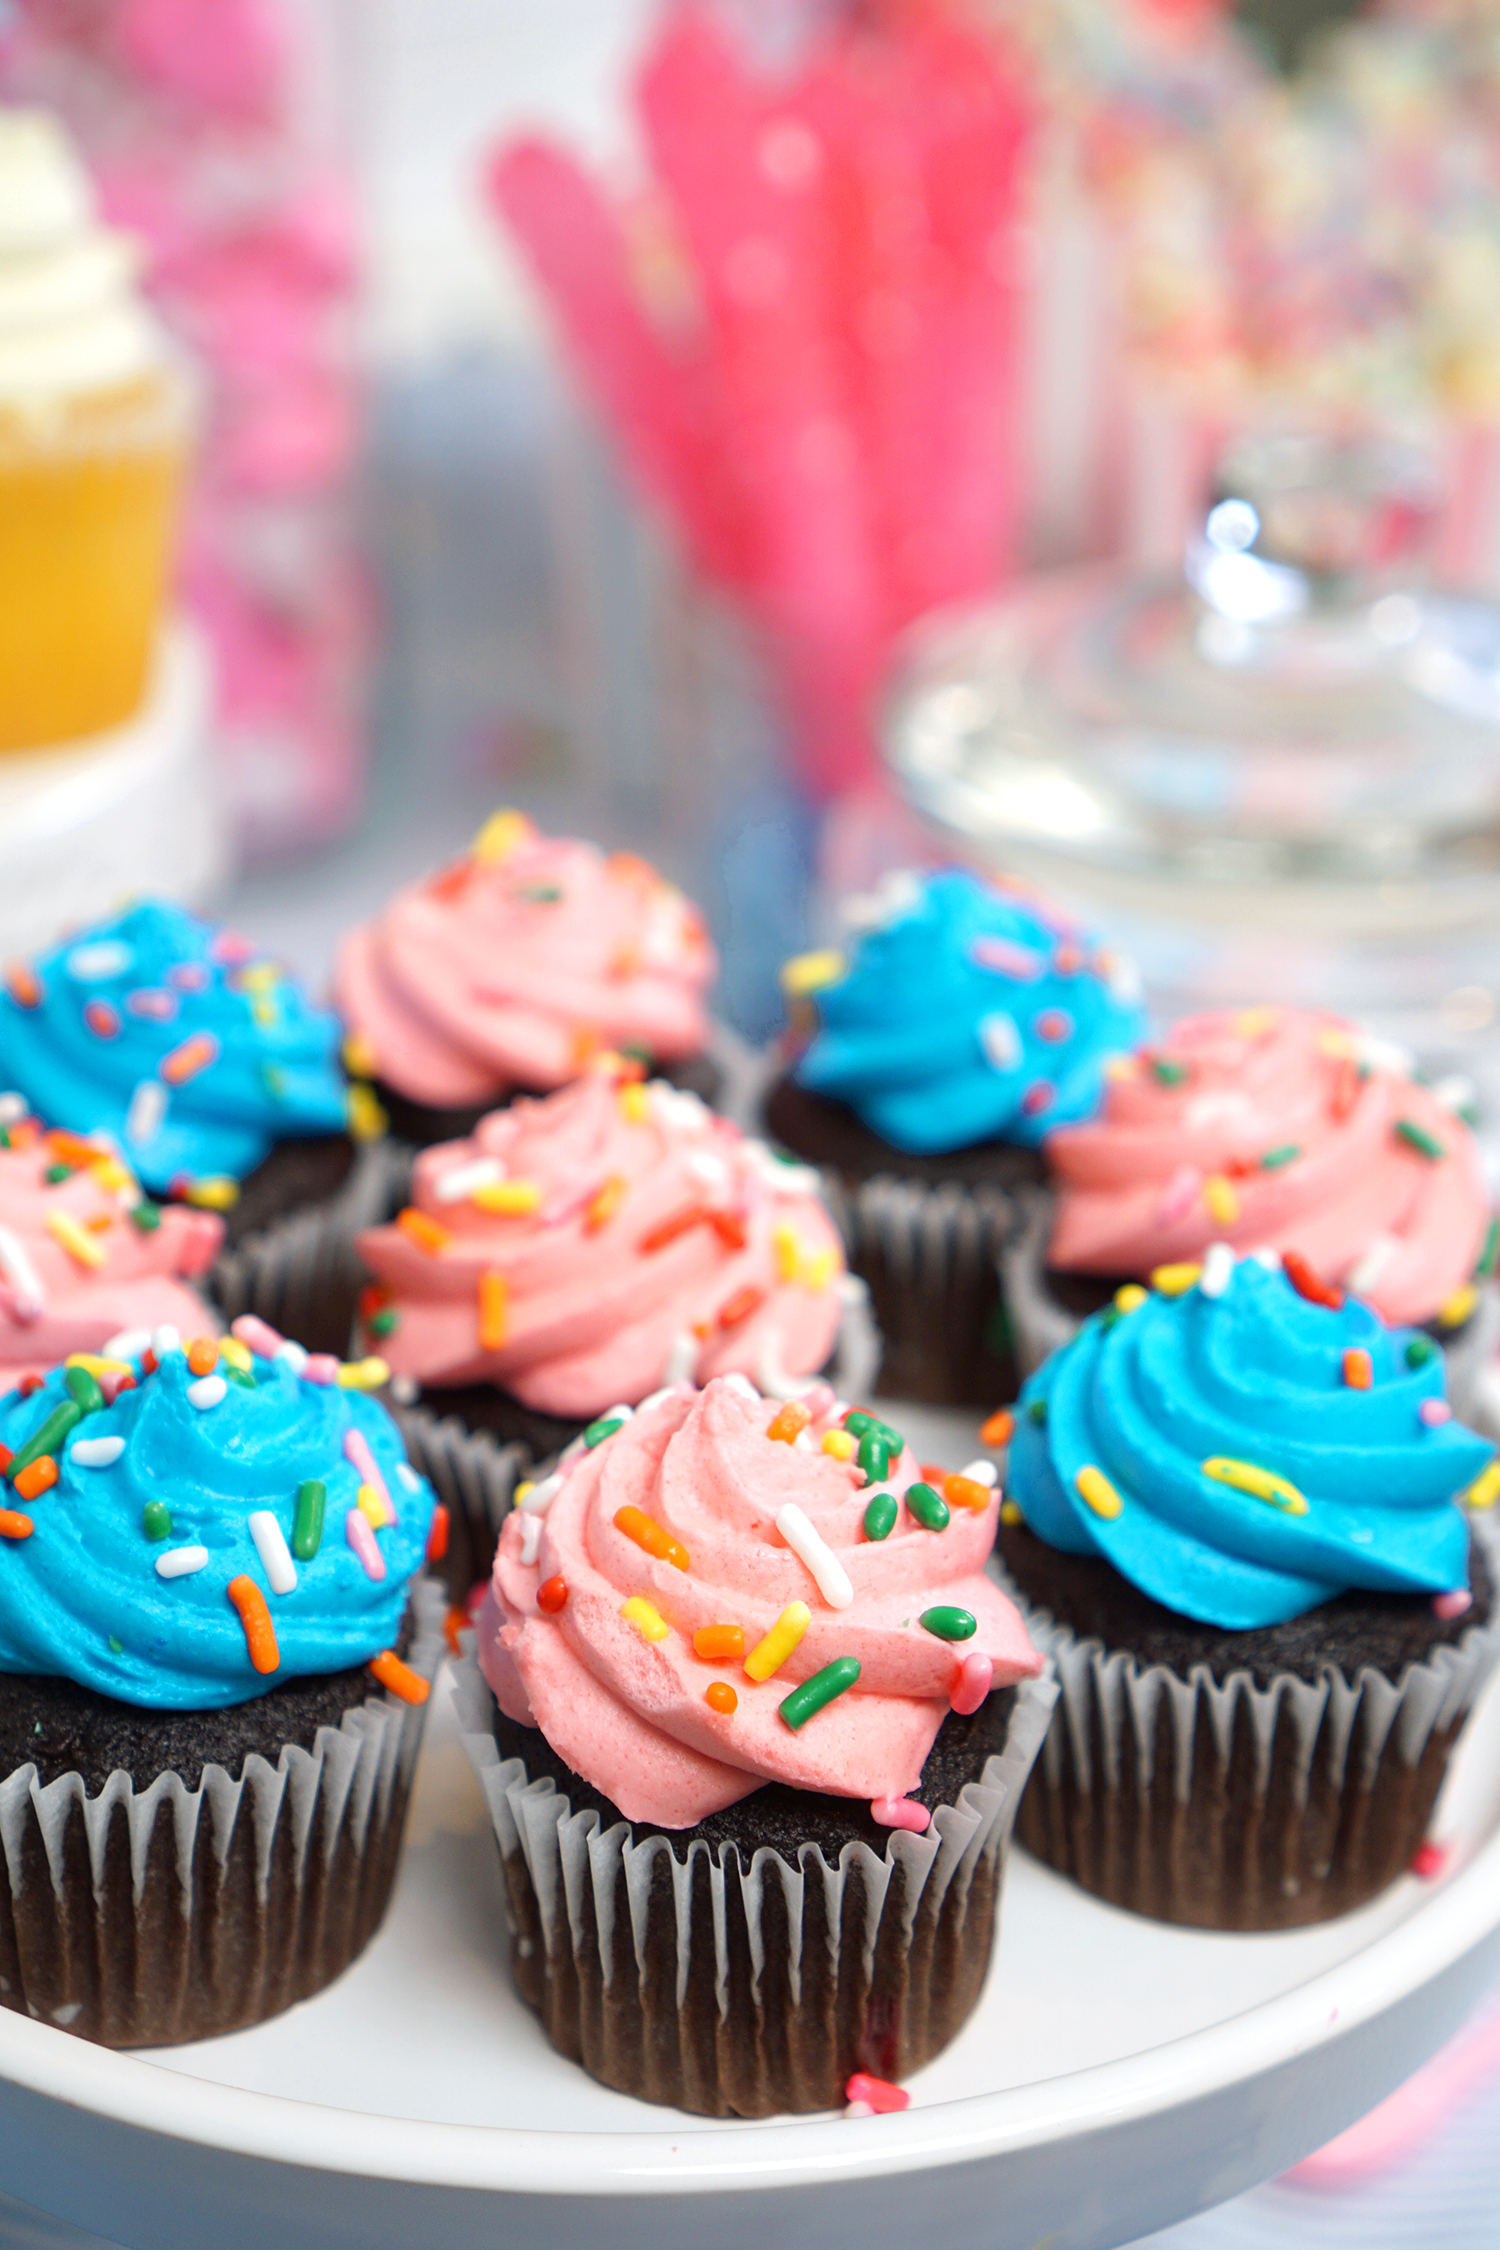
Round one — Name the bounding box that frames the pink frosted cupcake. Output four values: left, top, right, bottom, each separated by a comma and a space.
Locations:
335, 812, 720, 1145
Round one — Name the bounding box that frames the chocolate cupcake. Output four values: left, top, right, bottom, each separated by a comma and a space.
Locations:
334, 810, 723, 1147
998, 1246, 1500, 1930
763, 867, 1145, 1407
1003, 1007, 1499, 1415
455, 1374, 1054, 2116
0, 1320, 443, 2045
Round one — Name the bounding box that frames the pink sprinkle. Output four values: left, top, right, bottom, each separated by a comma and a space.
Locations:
1155, 1165, 1204, 1227
210, 931, 256, 965
1034, 1008, 1074, 1046
346, 1506, 386, 1580
871, 1796, 931, 1834
303, 1354, 340, 1386
168, 962, 211, 993
1420, 1399, 1452, 1427
1021, 1081, 1055, 1118
232, 1315, 285, 1360
845, 2073, 910, 2114
99, 1369, 136, 1405
344, 1427, 395, 1523
126, 988, 177, 1022
970, 936, 1046, 982
950, 1652, 993, 1716
1433, 1589, 1473, 1620
1053, 941, 1085, 975
1411, 1841, 1448, 1881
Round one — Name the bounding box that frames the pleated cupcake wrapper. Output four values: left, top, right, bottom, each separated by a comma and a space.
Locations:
994, 1539, 1500, 1928
0, 1576, 446, 2048
1001, 1185, 1500, 1418
208, 1135, 409, 1359
453, 1654, 1058, 2115
386, 1403, 528, 1603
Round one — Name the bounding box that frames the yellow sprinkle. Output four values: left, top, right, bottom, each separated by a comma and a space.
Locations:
357, 1481, 392, 1529
1317, 1028, 1356, 1059
821, 1428, 857, 1460
1000, 1500, 1024, 1526
337, 1357, 389, 1390
183, 1175, 240, 1211
89, 1157, 135, 1195
1074, 1466, 1124, 1521
1203, 1175, 1240, 1227
743, 1600, 811, 1682
1467, 1460, 1500, 1511
617, 1083, 651, 1126
1151, 1262, 1203, 1297
772, 1222, 802, 1284
779, 949, 846, 998
1113, 1284, 1148, 1314
621, 1595, 670, 1644
801, 1246, 839, 1293
1202, 1456, 1308, 1515
473, 1180, 543, 1216
472, 808, 534, 864
64, 1354, 132, 1378
219, 1338, 253, 1374
1234, 1007, 1279, 1038
46, 1208, 106, 1270
343, 1030, 380, 1079
235, 962, 282, 996
514, 1481, 536, 1508
1439, 1283, 1479, 1330
1103, 1054, 1139, 1080
347, 1082, 388, 1143
251, 996, 278, 1029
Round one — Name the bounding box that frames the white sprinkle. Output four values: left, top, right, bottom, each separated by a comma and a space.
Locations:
664, 1331, 699, 1384
756, 1332, 818, 1401
521, 1473, 564, 1516
1248, 1245, 1281, 1270
958, 1459, 998, 1488
721, 1372, 761, 1403
519, 1514, 543, 1565
155, 1545, 208, 1579
0, 1225, 46, 1320
776, 1501, 854, 1610
276, 1340, 308, 1374
748, 1141, 822, 1196
248, 1510, 298, 1595
434, 1155, 505, 1204
686, 1149, 730, 1189
978, 1011, 1021, 1073
1103, 950, 1143, 1003
1347, 1234, 1401, 1297
70, 1435, 126, 1468
151, 1323, 182, 1360
558, 1433, 588, 1467
650, 1083, 712, 1135
637, 1385, 688, 1416
395, 1462, 421, 1492
187, 1374, 226, 1410
390, 1373, 419, 1405
1356, 1033, 1415, 1079
126, 1079, 168, 1147
0, 1093, 26, 1125
66, 939, 134, 982
1199, 1242, 1236, 1299
598, 1403, 634, 1429
1432, 1074, 1479, 1116
101, 1327, 151, 1364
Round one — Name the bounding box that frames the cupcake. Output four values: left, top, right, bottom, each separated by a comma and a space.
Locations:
334, 811, 721, 1146
1004, 1008, 1498, 1413
763, 867, 1145, 1406
0, 1317, 444, 2045
0, 113, 195, 750
0, 1101, 221, 1386
998, 1247, 1500, 1930
355, 1061, 858, 1472
455, 1373, 1054, 2116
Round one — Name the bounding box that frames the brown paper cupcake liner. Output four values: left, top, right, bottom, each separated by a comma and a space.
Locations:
0, 1577, 446, 2048
207, 1135, 408, 1358
996, 1545, 1500, 1930
453, 1654, 1057, 2117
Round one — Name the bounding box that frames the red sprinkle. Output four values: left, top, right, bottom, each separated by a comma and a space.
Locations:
1411, 1841, 1448, 1882
425, 1504, 450, 1564
1331, 1057, 1361, 1121
1283, 1249, 1344, 1311
1021, 1080, 1055, 1117
83, 998, 121, 1040
717, 1285, 765, 1330
639, 1205, 709, 1255
17, 1375, 42, 1397
537, 1575, 569, 1614
846, 2073, 910, 2114
710, 1209, 748, 1252
0, 1445, 12, 1475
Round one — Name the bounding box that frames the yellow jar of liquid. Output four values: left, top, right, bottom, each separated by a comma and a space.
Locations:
0, 112, 195, 751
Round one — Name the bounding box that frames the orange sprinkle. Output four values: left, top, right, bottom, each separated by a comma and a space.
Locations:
606, 851, 657, 886
44, 1130, 101, 1168
536, 1575, 568, 1614
639, 1204, 709, 1255
370, 1650, 430, 1705
945, 1474, 992, 1512
980, 1410, 1015, 1448
1283, 1249, 1344, 1311
693, 1624, 745, 1662
160, 1031, 219, 1087
13, 1456, 57, 1502
766, 1400, 812, 1445
609, 946, 640, 979
586, 1175, 627, 1232
478, 1268, 508, 1351
444, 1604, 470, 1655
227, 1575, 280, 1674
711, 1210, 748, 1252
425, 1504, 450, 1564
571, 1023, 602, 1066
705, 1682, 738, 1715
186, 1337, 220, 1377
717, 1285, 765, 1330
5, 963, 40, 1007
615, 1504, 690, 1572
0, 1510, 32, 1539
1343, 1347, 1373, 1391
397, 1206, 452, 1255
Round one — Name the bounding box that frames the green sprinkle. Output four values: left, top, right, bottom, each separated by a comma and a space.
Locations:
223, 1362, 257, 1390
292, 1479, 327, 1561
584, 1415, 625, 1449
108, 1636, 123, 1655
1395, 1118, 1446, 1161
844, 1410, 904, 1449
44, 1162, 71, 1185
905, 1482, 950, 1532
1152, 1057, 1189, 1086
857, 1433, 893, 1485
1406, 1336, 1438, 1368
843, 1411, 876, 1436
1100, 1305, 1122, 1330
63, 1366, 104, 1415
516, 883, 563, 903
920, 1605, 978, 1642
1260, 1144, 1301, 1170
863, 1491, 898, 1542
0, 1130, 11, 1152
10, 1399, 82, 1477
1479, 1217, 1500, 1280
778, 1656, 861, 1731
620, 1042, 652, 1065
262, 1062, 289, 1101
142, 1500, 172, 1542
129, 1202, 162, 1232
1028, 1397, 1048, 1425
368, 1307, 398, 1338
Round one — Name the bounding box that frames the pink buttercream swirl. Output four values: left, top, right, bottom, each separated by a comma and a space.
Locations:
356, 1069, 845, 1416
478, 1378, 1042, 1827
0, 1133, 221, 1389
333, 817, 717, 1106
1046, 1009, 1492, 1325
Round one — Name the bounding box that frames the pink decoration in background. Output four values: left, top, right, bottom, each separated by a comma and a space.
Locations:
490, 7, 1034, 799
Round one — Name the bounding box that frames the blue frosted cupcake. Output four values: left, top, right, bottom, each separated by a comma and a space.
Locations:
0, 1323, 443, 2045
763, 867, 1146, 1403
997, 1249, 1500, 1928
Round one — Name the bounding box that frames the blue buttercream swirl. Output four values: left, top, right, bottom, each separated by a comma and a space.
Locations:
0, 1346, 436, 1708
0, 899, 349, 1194
790, 869, 1146, 1154
1008, 1257, 1491, 1630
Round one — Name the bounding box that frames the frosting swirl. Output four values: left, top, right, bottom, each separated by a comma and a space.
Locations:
334, 812, 717, 1107
0, 1336, 436, 1708
788, 869, 1145, 1155
0, 899, 350, 1198
479, 1377, 1041, 1826
1008, 1254, 1491, 1630
356, 1068, 845, 1415
1046, 1009, 1493, 1326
